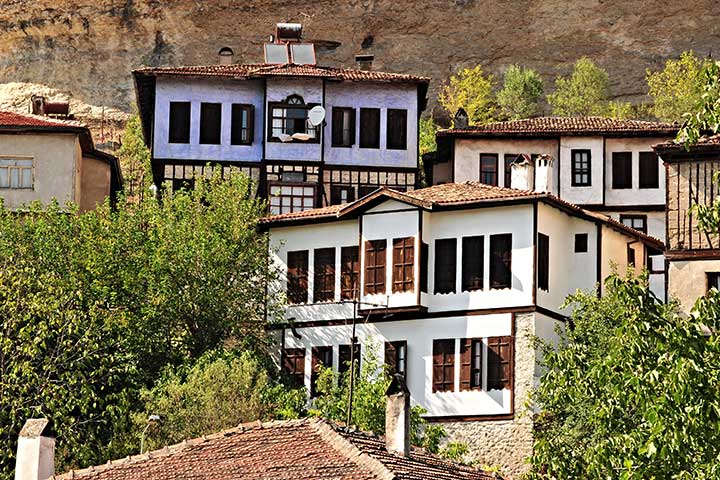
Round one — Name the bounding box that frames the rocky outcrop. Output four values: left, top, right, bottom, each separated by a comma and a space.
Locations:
0, 0, 718, 128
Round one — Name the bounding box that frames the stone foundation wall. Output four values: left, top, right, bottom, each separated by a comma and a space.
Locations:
439, 312, 536, 479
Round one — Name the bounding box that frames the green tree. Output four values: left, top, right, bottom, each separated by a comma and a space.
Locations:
116, 114, 151, 200
528, 272, 720, 479
419, 117, 438, 157
547, 57, 611, 117
497, 65, 544, 120
677, 60, 720, 145
647, 51, 708, 123
439, 65, 496, 125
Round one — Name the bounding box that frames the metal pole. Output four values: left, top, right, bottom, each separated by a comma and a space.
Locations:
346, 300, 357, 426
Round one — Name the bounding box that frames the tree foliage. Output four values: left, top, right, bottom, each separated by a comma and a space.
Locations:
647, 51, 708, 123
677, 60, 720, 145
419, 117, 438, 156
528, 272, 720, 479
547, 57, 611, 117
497, 65, 544, 120
439, 65, 496, 126
116, 114, 151, 200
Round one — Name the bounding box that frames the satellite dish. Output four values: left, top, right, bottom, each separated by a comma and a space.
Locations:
308, 106, 326, 126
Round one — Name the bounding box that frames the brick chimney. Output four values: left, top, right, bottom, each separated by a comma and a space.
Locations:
14, 419, 55, 480
385, 373, 410, 456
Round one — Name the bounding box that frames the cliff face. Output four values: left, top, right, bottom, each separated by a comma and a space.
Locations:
1, 0, 719, 133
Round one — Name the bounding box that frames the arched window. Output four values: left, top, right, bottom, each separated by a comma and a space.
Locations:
269, 94, 319, 142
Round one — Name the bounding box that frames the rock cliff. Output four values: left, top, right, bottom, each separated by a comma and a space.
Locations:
1, 0, 719, 137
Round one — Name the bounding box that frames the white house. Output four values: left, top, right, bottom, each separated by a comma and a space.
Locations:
133, 23, 429, 214
260, 181, 663, 476
429, 117, 677, 300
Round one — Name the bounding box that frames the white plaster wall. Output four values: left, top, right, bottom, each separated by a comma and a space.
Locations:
604, 137, 669, 207
282, 313, 514, 417
265, 78, 323, 161
600, 224, 644, 295
536, 203, 599, 314
422, 205, 535, 311
559, 136, 604, 205
668, 259, 720, 314
453, 138, 558, 190
533, 311, 564, 379
605, 210, 665, 241
153, 77, 264, 161
324, 83, 417, 168
0, 132, 78, 209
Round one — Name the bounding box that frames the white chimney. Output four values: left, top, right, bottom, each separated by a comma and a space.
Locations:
385, 374, 410, 457
534, 154, 555, 193
510, 154, 535, 191
15, 419, 55, 480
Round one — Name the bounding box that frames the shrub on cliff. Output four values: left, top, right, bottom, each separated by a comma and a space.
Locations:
547, 57, 611, 117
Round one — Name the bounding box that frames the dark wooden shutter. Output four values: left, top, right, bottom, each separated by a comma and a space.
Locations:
364, 239, 386, 295
490, 234, 512, 290
612, 152, 632, 189
340, 246, 360, 300
432, 339, 455, 392
385, 341, 407, 378
199, 102, 222, 144
287, 250, 309, 304
459, 338, 472, 391
462, 236, 484, 291
487, 336, 512, 390
434, 238, 457, 294
387, 109, 407, 150
339, 344, 361, 376
313, 248, 335, 302
360, 108, 380, 148
537, 233, 549, 292
311, 346, 332, 397
332, 107, 343, 146
420, 242, 429, 293
349, 108, 356, 145
281, 347, 305, 389
392, 237, 414, 293
639, 152, 659, 189
168, 101, 191, 144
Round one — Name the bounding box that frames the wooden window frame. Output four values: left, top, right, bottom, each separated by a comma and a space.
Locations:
311, 346, 332, 397
504, 154, 517, 188
330, 185, 356, 205
313, 248, 336, 302
267, 96, 320, 143
331, 107, 356, 147
386, 109, 408, 150
199, 102, 222, 145
620, 214, 648, 234
359, 108, 381, 149
286, 250, 309, 304
571, 149, 592, 187
339, 343, 361, 377
385, 340, 408, 378
364, 239, 387, 295
460, 338, 483, 391
231, 103, 254, 145
487, 336, 513, 390
281, 347, 305, 389
479, 153, 499, 186
611, 151, 632, 189
268, 182, 316, 215
434, 238, 457, 294
432, 339, 455, 393
575, 233, 588, 253
537, 233, 549, 292
707, 272, 720, 292
0, 158, 34, 190
490, 233, 512, 290
340, 246, 360, 300
462, 236, 484, 292
392, 237, 415, 293
168, 101, 191, 144
639, 151, 660, 189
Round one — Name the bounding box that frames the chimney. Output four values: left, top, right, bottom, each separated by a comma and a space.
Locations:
30, 95, 69, 117
385, 374, 410, 457
355, 54, 374, 71
510, 154, 535, 191
534, 154, 555, 193
14, 419, 55, 480
453, 108, 469, 128
218, 47, 234, 65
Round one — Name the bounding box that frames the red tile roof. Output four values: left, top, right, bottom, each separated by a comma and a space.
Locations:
0, 110, 85, 130
133, 63, 430, 84
438, 117, 679, 138
52, 418, 497, 480
653, 134, 720, 152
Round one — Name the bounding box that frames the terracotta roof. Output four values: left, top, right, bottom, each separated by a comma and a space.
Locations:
133, 63, 430, 84
52, 418, 497, 480
438, 117, 679, 138
406, 182, 542, 205
0, 110, 85, 130
653, 134, 720, 153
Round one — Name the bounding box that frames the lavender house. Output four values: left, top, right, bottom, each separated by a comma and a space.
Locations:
133, 23, 429, 214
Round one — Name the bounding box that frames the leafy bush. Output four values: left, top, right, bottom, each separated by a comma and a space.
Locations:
497, 65, 544, 120
547, 57, 611, 117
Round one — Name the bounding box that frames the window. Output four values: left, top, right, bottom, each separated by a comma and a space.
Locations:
313, 248, 335, 302
364, 240, 387, 295
462, 236, 484, 292
385, 341, 407, 378
359, 108, 380, 148
340, 246, 360, 300
432, 339, 455, 393
287, 250, 309, 304
331, 185, 355, 205
0, 158, 33, 189
571, 149, 591, 186
420, 242, 429, 293
504, 154, 517, 188
281, 348, 305, 389
168, 101, 191, 144
339, 343, 361, 376
269, 95, 319, 142
434, 238, 457, 294
269, 184, 315, 215
612, 152, 632, 189
386, 109, 408, 150
231, 104, 254, 145
199, 103, 222, 144
358, 185, 378, 198
311, 346, 332, 397
708, 272, 720, 291
392, 237, 414, 293
487, 336, 512, 390
575, 233, 588, 253
537, 233, 549, 292
490, 234, 512, 289
460, 338, 483, 391
479, 154, 499, 186
627, 244, 636, 267
620, 215, 647, 234
332, 107, 355, 147
639, 152, 659, 189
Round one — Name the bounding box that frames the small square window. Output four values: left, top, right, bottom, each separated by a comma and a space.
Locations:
575, 233, 588, 253
708, 272, 720, 292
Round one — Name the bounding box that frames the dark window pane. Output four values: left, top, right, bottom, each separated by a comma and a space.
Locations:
311, 346, 332, 397
332, 107, 355, 147
331, 185, 355, 205
612, 152, 632, 189
434, 238, 457, 294
620, 215, 647, 234
504, 154, 517, 188
639, 152, 659, 189
200, 103, 222, 144
538, 233, 549, 292
287, 250, 309, 304
708, 272, 720, 291
490, 234, 512, 289
313, 248, 335, 302
420, 242, 429, 293
359, 108, 380, 149
387, 109, 408, 150
571, 150, 591, 186
385, 340, 407, 378
575, 233, 588, 253
480, 154, 498, 186
169, 101, 191, 144
231, 104, 254, 145
339, 344, 361, 377
462, 236, 484, 291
